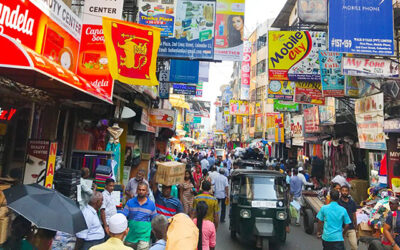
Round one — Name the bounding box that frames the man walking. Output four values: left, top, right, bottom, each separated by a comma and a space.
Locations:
193, 181, 220, 230
290, 168, 303, 226
121, 182, 157, 250
149, 215, 169, 250
151, 180, 183, 219
338, 185, 357, 250
317, 189, 352, 250
125, 169, 149, 199
201, 157, 209, 171
100, 179, 117, 235
213, 168, 229, 223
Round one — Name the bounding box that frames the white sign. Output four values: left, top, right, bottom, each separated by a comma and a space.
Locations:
83, 0, 124, 25
342, 57, 399, 78
290, 115, 304, 146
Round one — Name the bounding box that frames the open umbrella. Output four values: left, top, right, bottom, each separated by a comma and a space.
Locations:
3, 184, 87, 234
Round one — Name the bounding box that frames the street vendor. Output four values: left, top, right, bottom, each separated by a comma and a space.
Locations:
383, 197, 400, 250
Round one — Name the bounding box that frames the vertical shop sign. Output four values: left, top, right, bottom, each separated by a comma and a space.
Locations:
138, 0, 177, 37
44, 142, 57, 188
240, 40, 251, 100
214, 0, 245, 61
304, 106, 320, 133
388, 135, 400, 194
159, 82, 170, 99
266, 113, 284, 143
319, 50, 344, 97
319, 97, 336, 125
294, 82, 325, 105
24, 140, 50, 184
291, 115, 304, 146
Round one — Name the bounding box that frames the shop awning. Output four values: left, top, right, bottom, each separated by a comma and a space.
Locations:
0, 34, 112, 104
169, 94, 190, 110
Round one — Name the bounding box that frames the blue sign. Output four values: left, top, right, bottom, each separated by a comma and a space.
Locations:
319, 50, 344, 97
172, 84, 197, 95
169, 60, 199, 83
329, 0, 394, 56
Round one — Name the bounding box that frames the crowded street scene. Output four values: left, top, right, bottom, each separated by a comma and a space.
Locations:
1, 0, 400, 249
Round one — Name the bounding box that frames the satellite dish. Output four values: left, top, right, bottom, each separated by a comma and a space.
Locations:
121, 107, 136, 119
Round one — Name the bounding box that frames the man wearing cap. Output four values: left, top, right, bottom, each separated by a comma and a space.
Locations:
298, 166, 313, 190
89, 214, 132, 250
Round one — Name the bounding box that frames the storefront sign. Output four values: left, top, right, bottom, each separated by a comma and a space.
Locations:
345, 76, 381, 97
388, 135, 400, 193
138, 0, 177, 37
319, 97, 336, 125
149, 109, 175, 128
0, 108, 17, 121
304, 106, 320, 133
188, 100, 211, 118
172, 84, 197, 95
342, 57, 399, 78
294, 82, 325, 105
266, 113, 284, 143
355, 93, 386, 150
273, 100, 299, 112
329, 0, 394, 56
24, 140, 50, 184
44, 142, 57, 188
83, 0, 124, 25
229, 100, 249, 115
240, 40, 251, 100
319, 51, 344, 97
384, 119, 400, 133
268, 31, 326, 81
298, 0, 327, 24
169, 60, 199, 83
268, 80, 295, 100
290, 115, 304, 146
103, 17, 161, 86
158, 0, 216, 60
214, 0, 245, 61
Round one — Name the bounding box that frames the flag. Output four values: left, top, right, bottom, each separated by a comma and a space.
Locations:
102, 17, 162, 86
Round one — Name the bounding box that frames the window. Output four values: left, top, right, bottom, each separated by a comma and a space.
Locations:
256, 87, 264, 101
251, 65, 257, 79
257, 35, 267, 50
256, 60, 266, 75
239, 177, 285, 200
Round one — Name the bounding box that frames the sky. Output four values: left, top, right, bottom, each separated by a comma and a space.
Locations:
201, 0, 287, 127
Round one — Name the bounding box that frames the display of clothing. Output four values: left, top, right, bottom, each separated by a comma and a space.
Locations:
106, 124, 123, 182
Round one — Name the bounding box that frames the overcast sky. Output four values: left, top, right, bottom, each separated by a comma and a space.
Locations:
201, 0, 287, 126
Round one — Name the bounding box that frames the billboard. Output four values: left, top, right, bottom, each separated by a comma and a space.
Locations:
149, 109, 176, 128
268, 80, 295, 100
229, 100, 249, 115
158, 0, 216, 59
342, 57, 399, 78
138, 0, 177, 37
294, 82, 325, 105
214, 0, 245, 61
319, 51, 344, 97
298, 0, 327, 24
268, 31, 326, 81
169, 60, 199, 83
304, 106, 320, 133
274, 100, 299, 112
329, 0, 394, 56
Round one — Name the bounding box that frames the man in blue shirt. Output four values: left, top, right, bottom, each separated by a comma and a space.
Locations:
207, 153, 215, 168
151, 181, 183, 219
317, 189, 351, 250
290, 168, 303, 226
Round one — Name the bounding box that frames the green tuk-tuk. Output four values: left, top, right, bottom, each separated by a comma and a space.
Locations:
229, 169, 289, 250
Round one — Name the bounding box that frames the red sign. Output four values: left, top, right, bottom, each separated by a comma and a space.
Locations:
294, 82, 325, 105
0, 108, 17, 121
304, 106, 320, 133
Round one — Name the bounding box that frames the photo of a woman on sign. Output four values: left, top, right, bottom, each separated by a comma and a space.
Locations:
228, 15, 244, 47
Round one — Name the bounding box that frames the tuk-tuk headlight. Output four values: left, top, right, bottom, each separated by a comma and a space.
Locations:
240, 209, 251, 218
276, 211, 287, 220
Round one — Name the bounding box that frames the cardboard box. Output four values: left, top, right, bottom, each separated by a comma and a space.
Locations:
156, 161, 185, 186
357, 222, 373, 238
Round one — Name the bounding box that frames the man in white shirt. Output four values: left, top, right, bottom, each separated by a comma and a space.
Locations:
298, 167, 313, 190
208, 166, 219, 184
332, 171, 351, 188
101, 179, 117, 235
213, 168, 229, 223
125, 169, 149, 199
76, 191, 105, 250
201, 157, 209, 171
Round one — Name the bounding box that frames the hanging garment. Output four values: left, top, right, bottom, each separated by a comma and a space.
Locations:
106, 143, 121, 182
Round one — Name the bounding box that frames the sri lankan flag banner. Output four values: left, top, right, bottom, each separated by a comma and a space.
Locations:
102, 17, 162, 86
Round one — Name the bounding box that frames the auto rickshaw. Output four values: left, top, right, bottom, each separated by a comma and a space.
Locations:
229, 169, 289, 250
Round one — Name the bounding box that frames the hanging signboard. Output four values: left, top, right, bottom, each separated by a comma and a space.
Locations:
83, 0, 124, 24
188, 100, 211, 118
291, 115, 304, 146
319, 50, 344, 97
214, 0, 245, 61
345, 76, 381, 98
294, 82, 325, 105
384, 119, 400, 133
319, 97, 336, 125
268, 80, 295, 100
268, 31, 326, 81
342, 57, 399, 78
137, 0, 177, 37
196, 82, 204, 97
298, 0, 327, 24
355, 93, 386, 150
159, 82, 170, 99
266, 113, 284, 143
240, 40, 251, 100
329, 0, 394, 56
274, 100, 299, 112
44, 142, 58, 188
199, 62, 210, 82
172, 84, 197, 95
149, 109, 175, 128
229, 100, 249, 115
169, 60, 200, 83
24, 140, 50, 184
158, 0, 216, 60
304, 106, 320, 133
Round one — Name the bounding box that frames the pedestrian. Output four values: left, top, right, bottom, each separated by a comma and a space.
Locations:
149, 215, 169, 250
193, 201, 216, 250
325, 182, 341, 205
383, 197, 400, 250
76, 192, 105, 250
199, 169, 212, 193
208, 166, 219, 183
331, 170, 351, 188
89, 214, 132, 250
151, 180, 183, 219
298, 167, 313, 189
213, 168, 229, 223
2, 215, 35, 250
79, 167, 95, 209
201, 157, 209, 171
193, 165, 203, 192
338, 185, 357, 250
207, 154, 215, 168
193, 181, 220, 230
125, 169, 149, 199
289, 168, 303, 226
179, 169, 196, 214
100, 178, 117, 236
120, 182, 157, 249
317, 189, 352, 250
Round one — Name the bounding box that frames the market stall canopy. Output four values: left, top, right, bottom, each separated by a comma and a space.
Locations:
0, 34, 112, 104
169, 94, 190, 110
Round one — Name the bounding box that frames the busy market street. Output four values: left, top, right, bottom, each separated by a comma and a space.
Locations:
2, 0, 400, 249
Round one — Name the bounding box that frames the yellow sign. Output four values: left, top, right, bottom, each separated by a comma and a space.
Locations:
266, 113, 285, 143
45, 142, 57, 188
236, 115, 243, 124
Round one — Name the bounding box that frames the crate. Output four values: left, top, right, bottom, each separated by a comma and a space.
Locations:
156, 161, 186, 186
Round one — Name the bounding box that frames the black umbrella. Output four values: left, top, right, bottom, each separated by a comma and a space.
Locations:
3, 183, 87, 234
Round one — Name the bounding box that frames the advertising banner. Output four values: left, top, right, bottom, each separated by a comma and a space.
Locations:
103, 17, 161, 86
329, 0, 394, 56
199, 62, 210, 82
149, 109, 175, 128
384, 119, 400, 133
24, 140, 50, 184
345, 76, 381, 97
229, 100, 249, 115
319, 97, 336, 125
138, 0, 177, 37
266, 113, 284, 143
158, 0, 216, 60
294, 82, 325, 105
304, 106, 320, 133
355, 93, 386, 150
342, 57, 399, 78
172, 84, 197, 95
291, 115, 304, 146
268, 31, 326, 81
83, 0, 124, 25
169, 60, 199, 83
274, 100, 299, 112
240, 40, 251, 100
298, 0, 327, 24
319, 50, 344, 97
44, 142, 57, 188
255, 113, 263, 133
388, 135, 400, 194
268, 80, 295, 100
214, 0, 245, 61
188, 100, 211, 118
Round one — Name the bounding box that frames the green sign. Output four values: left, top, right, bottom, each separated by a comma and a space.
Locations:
274, 100, 299, 112
193, 116, 202, 124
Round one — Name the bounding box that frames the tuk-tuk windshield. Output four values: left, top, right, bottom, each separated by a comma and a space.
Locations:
240, 176, 284, 200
